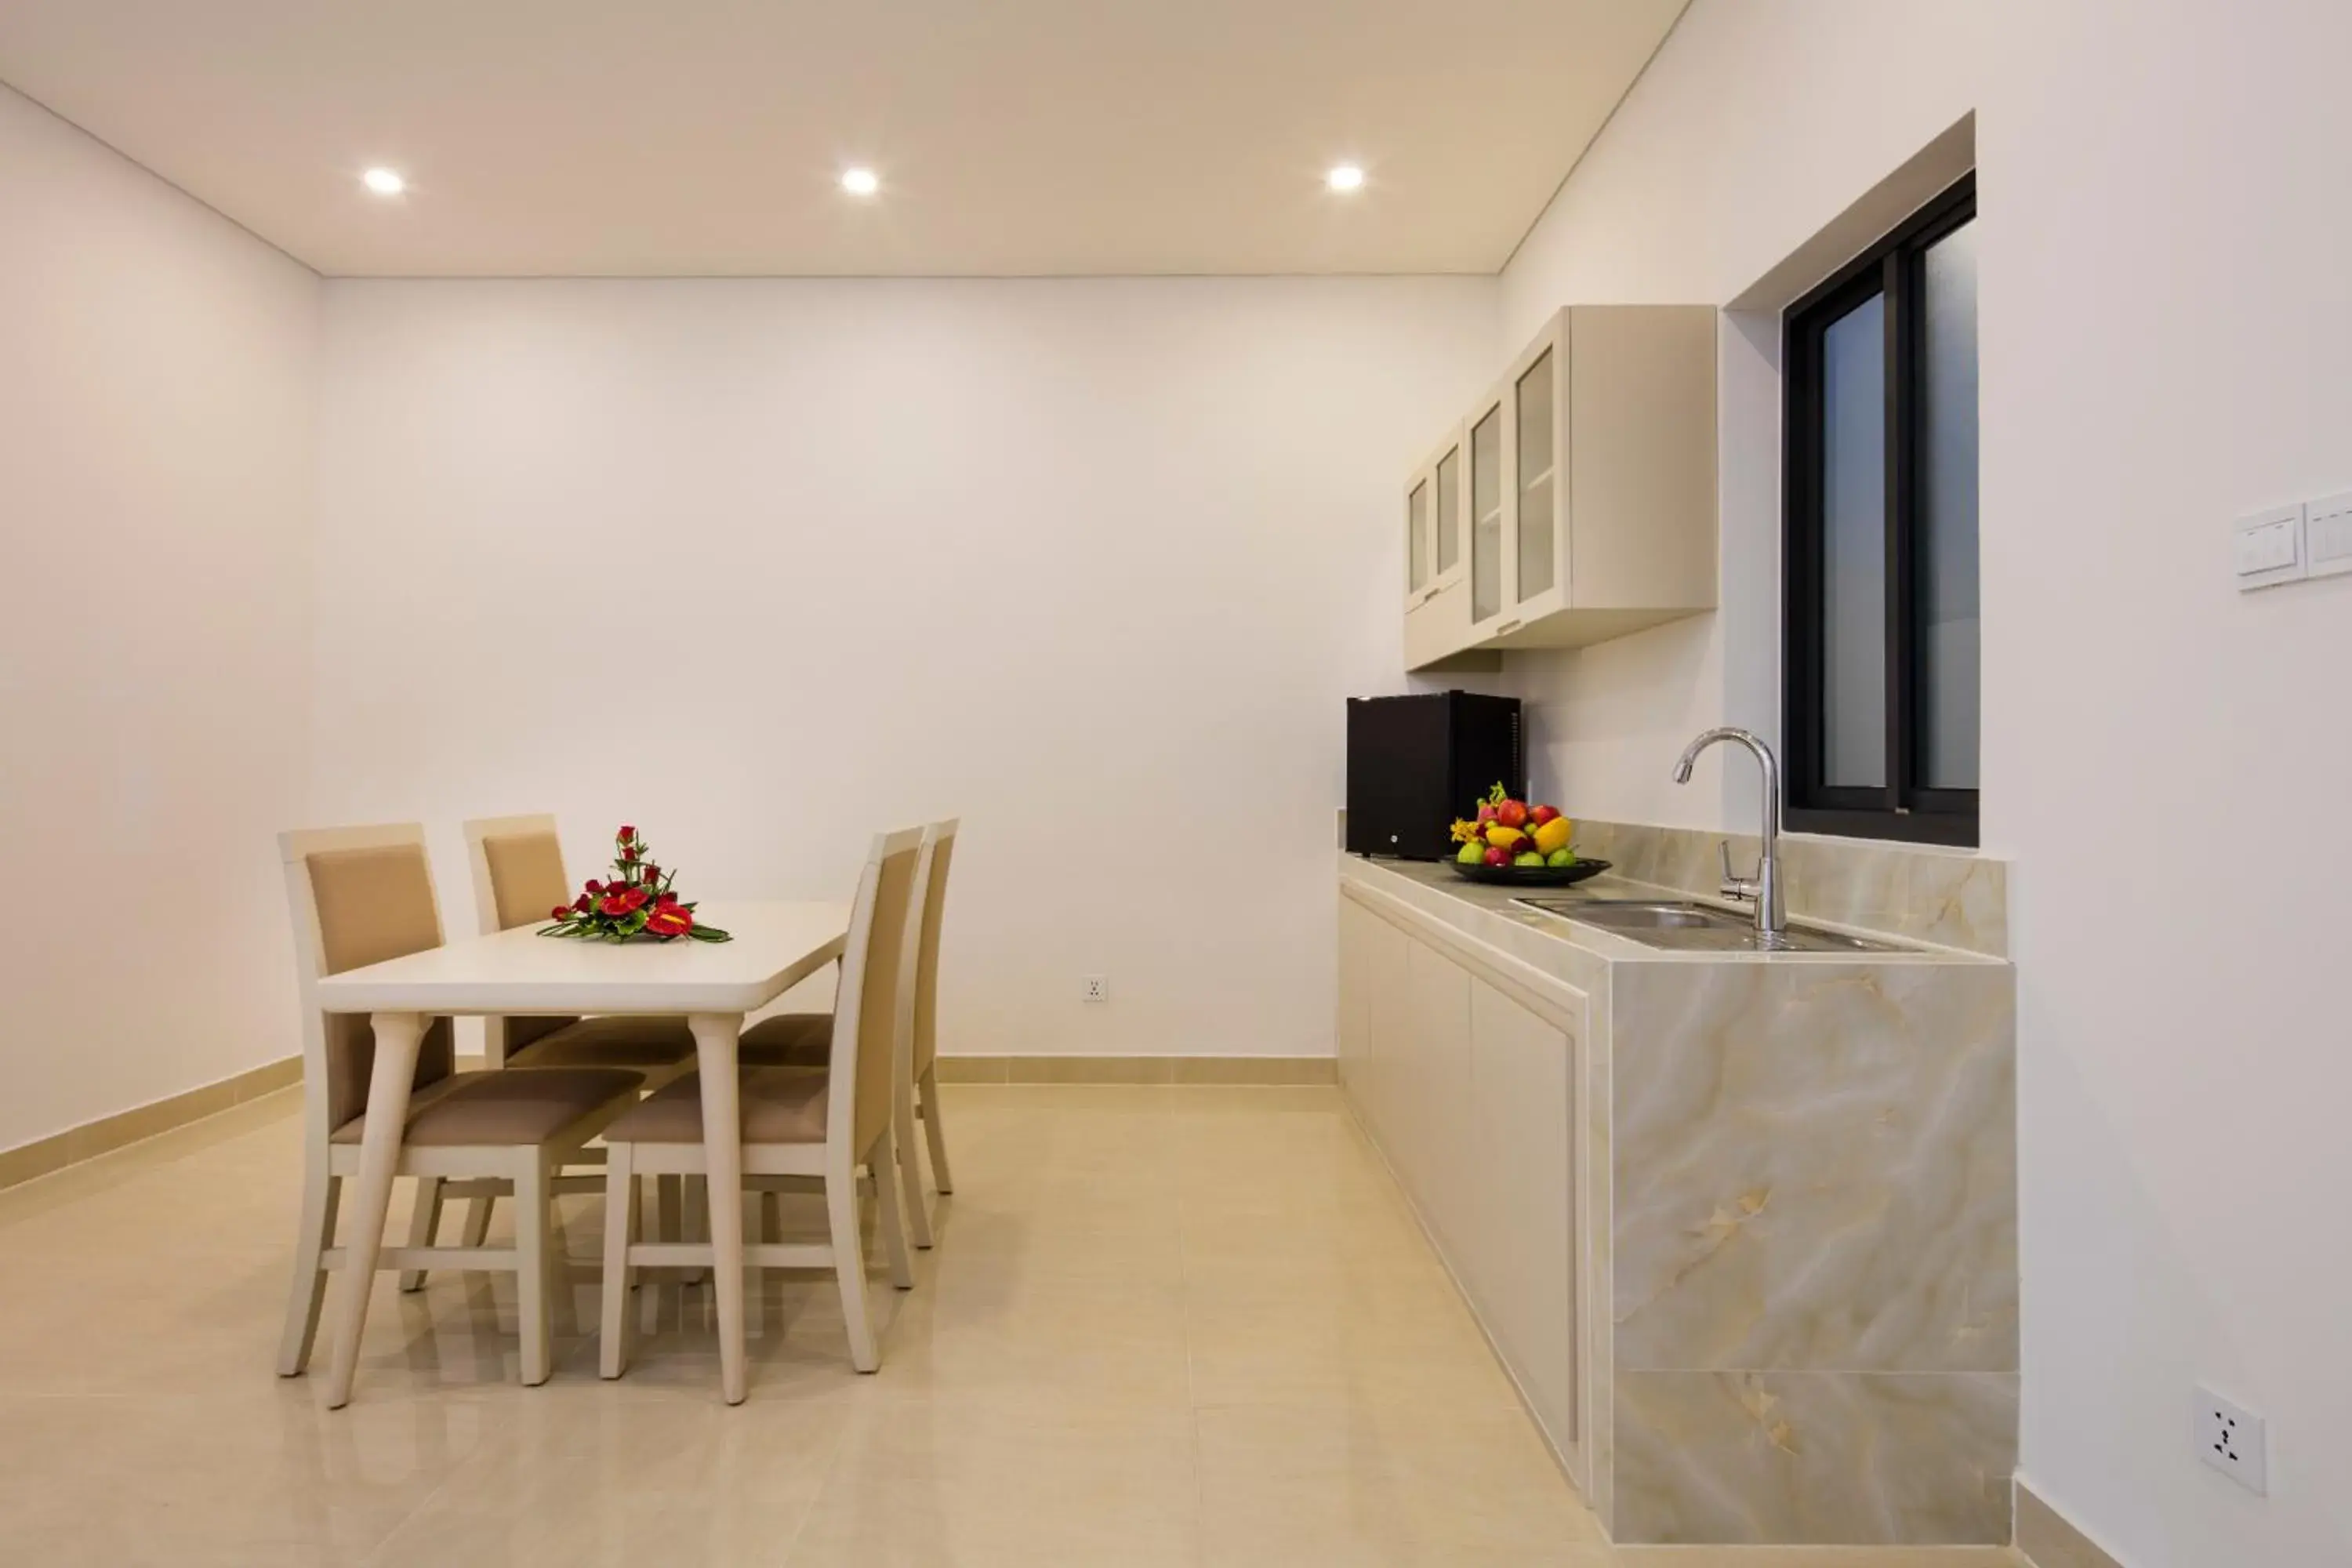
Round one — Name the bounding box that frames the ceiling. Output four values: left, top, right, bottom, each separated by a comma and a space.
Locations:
0, 0, 1685, 278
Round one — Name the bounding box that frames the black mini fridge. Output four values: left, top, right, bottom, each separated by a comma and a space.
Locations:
1345, 691, 1524, 861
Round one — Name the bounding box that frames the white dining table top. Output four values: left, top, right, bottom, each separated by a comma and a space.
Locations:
313, 899, 852, 1015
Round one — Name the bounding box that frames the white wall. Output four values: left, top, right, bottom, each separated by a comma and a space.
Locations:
1494, 2, 2352, 1562
310, 276, 1493, 1060
0, 83, 320, 1150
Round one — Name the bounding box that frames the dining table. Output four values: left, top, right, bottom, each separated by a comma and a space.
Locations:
310, 898, 851, 1407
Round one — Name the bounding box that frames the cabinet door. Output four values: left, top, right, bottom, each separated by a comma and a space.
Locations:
1337, 897, 1372, 1100
1433, 431, 1465, 588
1466, 387, 1513, 633
1508, 314, 1570, 625
1468, 975, 1580, 1467
1404, 469, 1432, 601
1404, 936, 1477, 1270
1360, 907, 1413, 1156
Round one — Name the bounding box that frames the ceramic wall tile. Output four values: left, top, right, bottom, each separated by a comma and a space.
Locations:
1610, 963, 2017, 1374
1613, 1370, 2017, 1545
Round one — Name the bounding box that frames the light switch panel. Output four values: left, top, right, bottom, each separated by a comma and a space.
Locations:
2233, 504, 2306, 591
2305, 491, 2352, 579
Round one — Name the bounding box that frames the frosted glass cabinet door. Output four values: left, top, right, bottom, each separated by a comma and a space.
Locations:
1468, 399, 1508, 626
1515, 345, 1559, 604
1406, 476, 1432, 597
1435, 440, 1463, 583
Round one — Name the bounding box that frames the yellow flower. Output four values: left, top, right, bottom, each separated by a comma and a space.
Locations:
1450, 818, 1482, 844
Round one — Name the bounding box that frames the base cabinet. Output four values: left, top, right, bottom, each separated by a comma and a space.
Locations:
1337, 885, 1588, 1490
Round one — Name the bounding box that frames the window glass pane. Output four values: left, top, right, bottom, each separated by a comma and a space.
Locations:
1918, 221, 1979, 789
1470, 408, 1503, 622
1820, 291, 1886, 789
1516, 348, 1555, 602
1436, 446, 1461, 573
1407, 480, 1430, 593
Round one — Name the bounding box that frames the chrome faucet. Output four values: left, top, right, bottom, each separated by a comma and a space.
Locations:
1671, 727, 1788, 941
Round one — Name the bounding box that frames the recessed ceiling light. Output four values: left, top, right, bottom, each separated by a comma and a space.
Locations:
1327, 164, 1366, 193
361, 167, 405, 197
840, 167, 880, 198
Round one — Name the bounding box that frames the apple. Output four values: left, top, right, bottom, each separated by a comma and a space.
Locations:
1483, 845, 1512, 868
1545, 847, 1577, 868
1529, 804, 1561, 827
1514, 851, 1545, 868
1495, 798, 1530, 829
1457, 841, 1486, 866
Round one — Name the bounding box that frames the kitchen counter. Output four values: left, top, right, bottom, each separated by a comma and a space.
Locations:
1336, 848, 2018, 1548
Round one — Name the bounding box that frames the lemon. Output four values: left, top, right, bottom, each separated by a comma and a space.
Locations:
1531, 817, 1573, 856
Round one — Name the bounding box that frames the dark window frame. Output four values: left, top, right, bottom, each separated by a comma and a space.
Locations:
1782, 172, 1978, 847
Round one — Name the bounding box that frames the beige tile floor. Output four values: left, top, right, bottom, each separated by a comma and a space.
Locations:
0, 1082, 2023, 1566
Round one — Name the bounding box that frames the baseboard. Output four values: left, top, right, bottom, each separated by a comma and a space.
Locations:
0, 1055, 302, 1192
2016, 1481, 2125, 1568
935, 1054, 1336, 1086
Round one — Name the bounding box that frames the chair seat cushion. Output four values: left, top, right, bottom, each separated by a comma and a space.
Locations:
332, 1067, 644, 1148
604, 1066, 829, 1145
737, 1011, 833, 1068
508, 1015, 698, 1070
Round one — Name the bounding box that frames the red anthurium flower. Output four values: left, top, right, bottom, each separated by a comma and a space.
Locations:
621, 887, 649, 912
598, 892, 631, 916
643, 904, 694, 938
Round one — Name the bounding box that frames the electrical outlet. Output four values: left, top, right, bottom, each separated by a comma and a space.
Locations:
2196, 1387, 2267, 1495
1081, 975, 1109, 1004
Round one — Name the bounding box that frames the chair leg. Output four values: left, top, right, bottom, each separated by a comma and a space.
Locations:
276, 1163, 340, 1377
895, 1075, 935, 1251
873, 1131, 916, 1291
599, 1143, 638, 1380
826, 1163, 880, 1374
399, 1176, 446, 1293
461, 1190, 497, 1250
920, 1065, 953, 1195
515, 1157, 554, 1387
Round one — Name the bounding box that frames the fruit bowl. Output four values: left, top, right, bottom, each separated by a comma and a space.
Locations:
1447, 856, 1610, 887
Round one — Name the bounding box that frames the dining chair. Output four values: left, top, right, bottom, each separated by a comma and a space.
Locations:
597, 826, 924, 1379
276, 822, 648, 1386
733, 818, 958, 1247
459, 813, 709, 1265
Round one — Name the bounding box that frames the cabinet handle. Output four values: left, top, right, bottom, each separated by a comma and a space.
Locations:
1497, 618, 1523, 635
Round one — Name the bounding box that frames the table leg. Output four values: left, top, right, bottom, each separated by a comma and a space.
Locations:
689, 1012, 748, 1404
323, 1010, 426, 1409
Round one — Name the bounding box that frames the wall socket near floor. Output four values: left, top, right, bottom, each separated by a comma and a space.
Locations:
1081, 975, 1109, 1004
2196, 1387, 2268, 1494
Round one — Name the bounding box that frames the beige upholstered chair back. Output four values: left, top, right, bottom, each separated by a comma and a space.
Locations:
279, 825, 456, 1134
827, 827, 925, 1160
910, 819, 958, 1076
462, 815, 580, 1056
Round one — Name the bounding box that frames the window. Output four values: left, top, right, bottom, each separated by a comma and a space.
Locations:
1784, 173, 1977, 845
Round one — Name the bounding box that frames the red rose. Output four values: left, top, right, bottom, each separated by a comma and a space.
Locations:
550, 905, 569, 921
585, 879, 604, 894
644, 905, 694, 938
617, 826, 636, 841
643, 864, 659, 881
572, 893, 590, 913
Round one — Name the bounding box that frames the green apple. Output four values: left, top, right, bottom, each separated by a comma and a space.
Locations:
1457, 841, 1486, 865
1513, 851, 1545, 868
1545, 847, 1577, 868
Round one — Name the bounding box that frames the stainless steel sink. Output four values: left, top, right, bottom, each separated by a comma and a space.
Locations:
1514, 897, 1904, 953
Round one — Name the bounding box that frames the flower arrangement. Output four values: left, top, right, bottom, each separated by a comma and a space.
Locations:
538, 825, 731, 943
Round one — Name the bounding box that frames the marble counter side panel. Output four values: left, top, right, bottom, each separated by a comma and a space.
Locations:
1611, 962, 2016, 1374
1613, 1370, 2016, 1545
1571, 821, 2007, 957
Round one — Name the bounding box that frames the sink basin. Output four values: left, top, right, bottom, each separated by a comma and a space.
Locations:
1514, 897, 1904, 953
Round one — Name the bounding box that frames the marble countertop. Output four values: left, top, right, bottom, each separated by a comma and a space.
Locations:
1339, 854, 2003, 970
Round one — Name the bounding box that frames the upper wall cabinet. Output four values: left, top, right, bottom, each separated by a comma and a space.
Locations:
1405, 305, 1717, 672
1403, 423, 1495, 672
